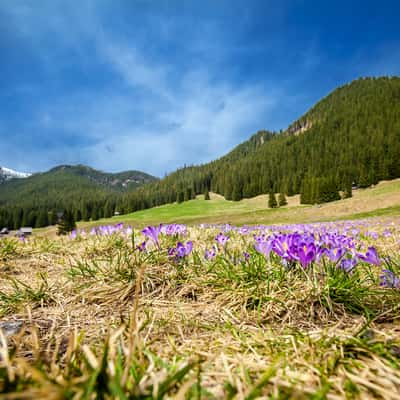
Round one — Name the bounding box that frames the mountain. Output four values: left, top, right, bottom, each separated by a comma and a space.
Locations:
0, 165, 158, 227
0, 166, 31, 183
117, 76, 400, 211
1, 76, 400, 229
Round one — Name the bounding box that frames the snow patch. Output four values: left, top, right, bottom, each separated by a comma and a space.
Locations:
0, 166, 32, 180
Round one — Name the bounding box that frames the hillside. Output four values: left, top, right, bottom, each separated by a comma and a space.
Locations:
0, 164, 156, 205
117, 76, 400, 213
0, 165, 157, 228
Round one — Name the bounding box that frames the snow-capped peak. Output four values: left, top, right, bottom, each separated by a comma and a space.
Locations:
0, 166, 31, 180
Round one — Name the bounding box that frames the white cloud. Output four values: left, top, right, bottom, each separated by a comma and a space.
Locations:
100, 42, 172, 101
0, 0, 284, 175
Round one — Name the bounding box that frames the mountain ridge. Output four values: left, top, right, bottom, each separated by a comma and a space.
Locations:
0, 164, 157, 191
44, 164, 157, 190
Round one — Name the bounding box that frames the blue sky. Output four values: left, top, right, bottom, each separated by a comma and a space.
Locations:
1, 0, 400, 177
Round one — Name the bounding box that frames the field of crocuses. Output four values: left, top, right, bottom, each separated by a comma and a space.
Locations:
1, 216, 400, 398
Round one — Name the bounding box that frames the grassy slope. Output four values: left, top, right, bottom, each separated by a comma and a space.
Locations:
75, 179, 400, 229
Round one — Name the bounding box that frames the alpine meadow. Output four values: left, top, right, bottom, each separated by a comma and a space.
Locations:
1, 1, 400, 399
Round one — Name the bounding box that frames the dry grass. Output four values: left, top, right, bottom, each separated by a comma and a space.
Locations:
1, 221, 400, 398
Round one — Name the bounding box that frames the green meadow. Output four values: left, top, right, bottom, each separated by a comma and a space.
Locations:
73, 179, 400, 230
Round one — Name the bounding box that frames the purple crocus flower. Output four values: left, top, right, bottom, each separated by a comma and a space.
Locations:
168, 247, 176, 257
380, 269, 400, 288
358, 247, 381, 266
327, 247, 346, 263
136, 241, 147, 252
316, 246, 328, 262
254, 240, 273, 258
169, 241, 193, 261
339, 257, 357, 274
272, 236, 294, 261
215, 232, 229, 246
176, 241, 193, 257
383, 229, 392, 238
366, 231, 379, 240
142, 224, 163, 248
205, 246, 217, 260
297, 242, 316, 268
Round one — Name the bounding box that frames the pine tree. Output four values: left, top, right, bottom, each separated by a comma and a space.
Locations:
184, 187, 192, 202
36, 210, 49, 228
204, 188, 210, 200
50, 209, 58, 225
13, 208, 23, 230
224, 175, 233, 200
26, 210, 37, 227
82, 203, 90, 221
358, 167, 370, 188
286, 176, 294, 196
310, 177, 317, 204
343, 178, 353, 199
300, 179, 311, 204
268, 191, 278, 208
177, 191, 184, 203
232, 184, 241, 201
278, 192, 287, 206
103, 201, 114, 218
316, 177, 340, 203
91, 207, 99, 221
368, 169, 377, 186
57, 210, 76, 235
75, 208, 82, 222
328, 177, 341, 202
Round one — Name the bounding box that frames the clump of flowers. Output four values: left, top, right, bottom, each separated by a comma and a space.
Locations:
254, 231, 381, 271
168, 241, 193, 262
89, 224, 125, 236
163, 224, 187, 236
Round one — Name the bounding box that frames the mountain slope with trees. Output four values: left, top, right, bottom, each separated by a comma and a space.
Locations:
117, 76, 400, 213
1, 76, 400, 229
0, 165, 157, 229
